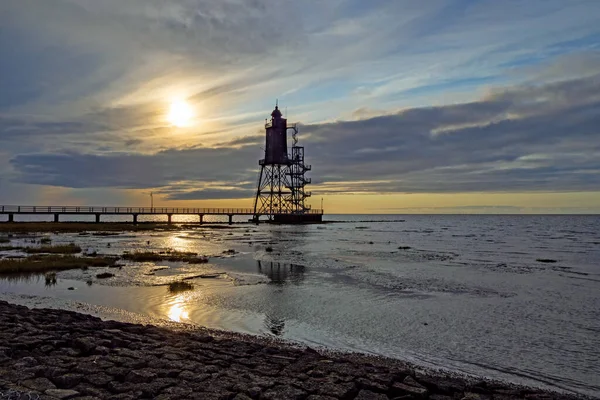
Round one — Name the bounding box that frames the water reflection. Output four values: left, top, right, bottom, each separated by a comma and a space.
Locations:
0, 273, 42, 284
257, 261, 305, 284
256, 260, 307, 336
264, 313, 285, 336
166, 234, 195, 253
165, 294, 190, 322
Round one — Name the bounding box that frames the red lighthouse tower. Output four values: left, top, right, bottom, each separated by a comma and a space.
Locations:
252, 104, 321, 223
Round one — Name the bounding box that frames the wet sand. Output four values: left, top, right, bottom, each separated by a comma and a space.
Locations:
0, 301, 582, 400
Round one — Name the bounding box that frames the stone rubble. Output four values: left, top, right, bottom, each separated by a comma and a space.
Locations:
0, 301, 583, 400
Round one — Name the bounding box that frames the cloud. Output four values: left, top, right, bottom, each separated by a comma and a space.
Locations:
8, 73, 600, 199
165, 188, 255, 200
10, 146, 260, 190
301, 76, 600, 193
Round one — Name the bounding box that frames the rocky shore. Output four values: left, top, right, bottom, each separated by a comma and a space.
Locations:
0, 301, 581, 400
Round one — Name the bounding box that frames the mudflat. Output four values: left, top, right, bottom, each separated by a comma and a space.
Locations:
0, 301, 580, 400
0, 222, 191, 233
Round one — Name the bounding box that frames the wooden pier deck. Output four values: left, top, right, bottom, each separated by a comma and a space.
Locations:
0, 206, 323, 224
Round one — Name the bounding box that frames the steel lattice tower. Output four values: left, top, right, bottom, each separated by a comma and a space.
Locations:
253, 104, 313, 222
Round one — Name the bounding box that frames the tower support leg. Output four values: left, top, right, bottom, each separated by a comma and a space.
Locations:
253, 165, 264, 217
54, 214, 59, 223
133, 214, 138, 224
228, 215, 233, 225
95, 214, 101, 223
199, 214, 204, 224
8, 214, 13, 223
167, 214, 172, 224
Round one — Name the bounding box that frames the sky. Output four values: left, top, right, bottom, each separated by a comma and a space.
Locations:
1, 0, 600, 214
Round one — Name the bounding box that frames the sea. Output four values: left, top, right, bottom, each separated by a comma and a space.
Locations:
1, 214, 599, 397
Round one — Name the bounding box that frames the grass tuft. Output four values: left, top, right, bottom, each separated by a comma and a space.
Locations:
122, 251, 208, 263
0, 222, 181, 233
92, 232, 121, 236
0, 255, 119, 275
25, 243, 81, 254
168, 280, 194, 293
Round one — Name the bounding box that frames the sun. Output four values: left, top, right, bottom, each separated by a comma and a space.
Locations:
167, 100, 194, 127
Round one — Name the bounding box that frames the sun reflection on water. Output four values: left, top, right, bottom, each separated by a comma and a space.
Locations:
166, 294, 191, 322
166, 233, 195, 253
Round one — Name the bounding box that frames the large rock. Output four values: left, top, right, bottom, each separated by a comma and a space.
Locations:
356, 377, 388, 393
125, 369, 157, 384
391, 382, 428, 398
16, 356, 38, 367
44, 366, 69, 380
140, 378, 178, 398
403, 375, 425, 389
107, 381, 137, 394
73, 337, 96, 355
53, 373, 84, 389
233, 394, 253, 400
69, 397, 101, 400
84, 372, 113, 387
93, 346, 110, 356
415, 375, 465, 395
247, 386, 262, 398
72, 383, 109, 398
106, 367, 129, 381
261, 385, 307, 400
178, 370, 198, 380
317, 381, 357, 398
22, 377, 57, 392
45, 388, 80, 399
355, 390, 388, 399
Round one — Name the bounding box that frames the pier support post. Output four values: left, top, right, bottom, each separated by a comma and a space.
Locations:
228, 214, 233, 225
8, 214, 13, 223
133, 214, 138, 224
199, 214, 204, 224
95, 214, 101, 223
167, 214, 172, 224
54, 214, 59, 223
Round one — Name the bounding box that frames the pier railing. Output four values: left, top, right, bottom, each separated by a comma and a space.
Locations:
0, 205, 324, 215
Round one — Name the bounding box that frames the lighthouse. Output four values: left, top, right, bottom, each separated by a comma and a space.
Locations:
252, 104, 322, 223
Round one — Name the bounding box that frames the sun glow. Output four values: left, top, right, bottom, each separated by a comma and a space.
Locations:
167, 100, 195, 127
167, 297, 190, 322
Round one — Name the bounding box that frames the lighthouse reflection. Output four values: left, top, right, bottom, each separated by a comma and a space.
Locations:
264, 313, 286, 336
257, 260, 306, 336
257, 260, 305, 285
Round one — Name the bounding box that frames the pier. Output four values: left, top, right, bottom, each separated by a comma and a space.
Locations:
0, 206, 323, 224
